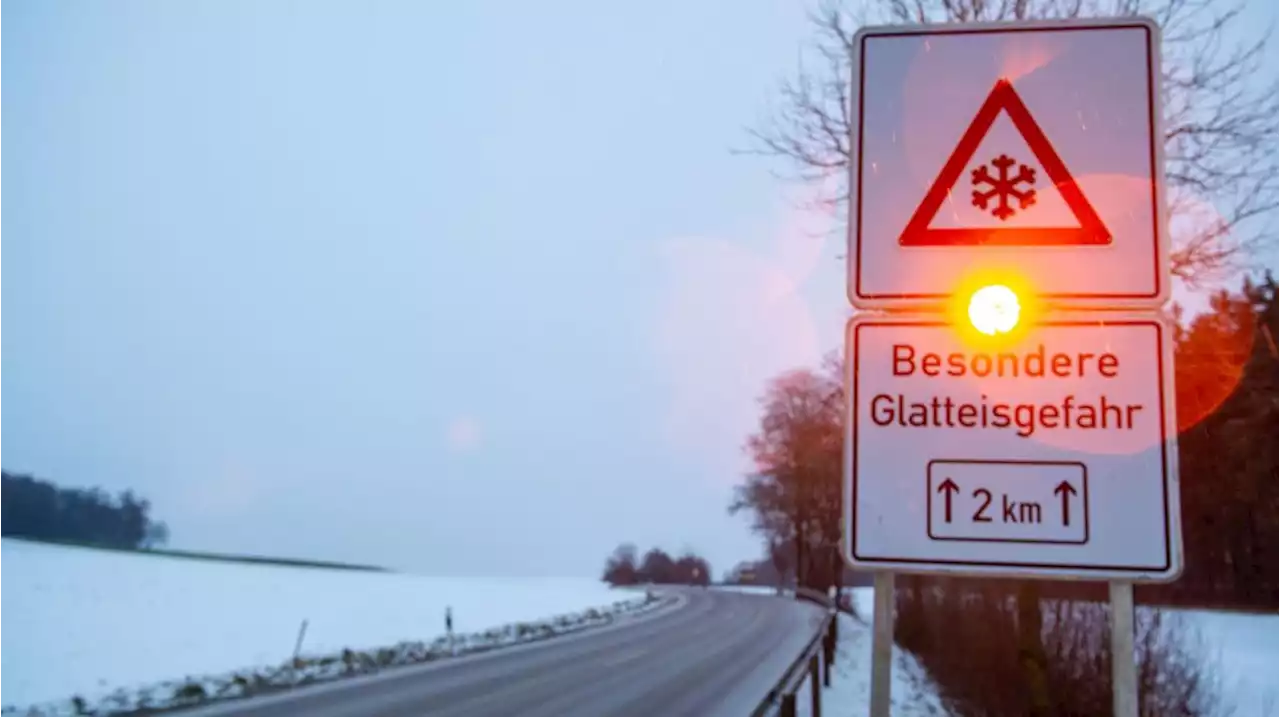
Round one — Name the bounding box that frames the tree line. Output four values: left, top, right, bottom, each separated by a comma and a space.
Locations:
1, 471, 170, 550
724, 555, 873, 589
601, 544, 712, 587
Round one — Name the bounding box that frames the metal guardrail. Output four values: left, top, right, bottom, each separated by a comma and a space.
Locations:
749, 588, 842, 717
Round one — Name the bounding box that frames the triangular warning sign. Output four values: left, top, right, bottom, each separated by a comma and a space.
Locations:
899, 79, 1111, 247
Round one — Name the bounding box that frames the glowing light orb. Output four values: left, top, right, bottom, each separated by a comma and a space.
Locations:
968, 284, 1021, 336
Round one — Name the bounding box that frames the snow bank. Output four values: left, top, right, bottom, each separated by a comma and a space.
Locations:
1, 539, 660, 715
708, 585, 941, 715
792, 592, 945, 717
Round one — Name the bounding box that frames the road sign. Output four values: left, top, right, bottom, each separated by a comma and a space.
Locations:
848, 18, 1167, 309
842, 314, 1182, 581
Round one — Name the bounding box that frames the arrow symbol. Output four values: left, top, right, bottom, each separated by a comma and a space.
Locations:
937, 478, 960, 523
1053, 480, 1078, 527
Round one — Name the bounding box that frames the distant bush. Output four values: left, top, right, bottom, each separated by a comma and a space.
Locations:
601, 543, 712, 586
171, 682, 207, 705
1, 471, 169, 549
895, 577, 1219, 716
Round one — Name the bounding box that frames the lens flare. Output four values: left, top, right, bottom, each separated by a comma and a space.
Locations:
968, 285, 1021, 336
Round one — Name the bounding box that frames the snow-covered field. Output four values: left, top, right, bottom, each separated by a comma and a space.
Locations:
1, 539, 641, 710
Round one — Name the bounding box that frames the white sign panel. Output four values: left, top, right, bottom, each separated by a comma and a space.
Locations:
843, 314, 1182, 581
847, 19, 1168, 309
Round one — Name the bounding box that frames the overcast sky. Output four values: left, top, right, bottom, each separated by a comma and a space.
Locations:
4, 0, 1274, 577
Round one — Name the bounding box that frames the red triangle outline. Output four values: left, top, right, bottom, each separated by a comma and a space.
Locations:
899, 79, 1111, 247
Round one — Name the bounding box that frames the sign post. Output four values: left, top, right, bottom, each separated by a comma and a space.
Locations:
1110, 582, 1139, 715
868, 573, 895, 716
843, 17, 1177, 717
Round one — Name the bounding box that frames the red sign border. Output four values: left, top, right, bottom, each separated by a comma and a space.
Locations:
898, 79, 1112, 247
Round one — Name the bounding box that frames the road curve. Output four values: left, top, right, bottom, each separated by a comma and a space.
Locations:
178, 588, 826, 717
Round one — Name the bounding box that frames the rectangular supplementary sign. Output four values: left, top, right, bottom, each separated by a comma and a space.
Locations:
847, 18, 1168, 309
843, 314, 1182, 581
927, 459, 1089, 545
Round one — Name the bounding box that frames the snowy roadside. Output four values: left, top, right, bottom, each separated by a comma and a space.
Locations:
2, 591, 671, 717
791, 587, 1278, 717
791, 609, 947, 717
712, 583, 945, 714
4, 540, 658, 711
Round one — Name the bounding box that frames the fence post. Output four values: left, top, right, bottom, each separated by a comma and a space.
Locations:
291, 619, 309, 685
823, 617, 836, 686
446, 606, 456, 656
293, 619, 309, 660
780, 693, 797, 717
809, 654, 822, 717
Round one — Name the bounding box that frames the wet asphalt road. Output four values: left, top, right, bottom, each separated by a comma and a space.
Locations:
177, 587, 825, 717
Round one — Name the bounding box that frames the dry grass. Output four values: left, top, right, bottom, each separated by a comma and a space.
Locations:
895, 577, 1223, 717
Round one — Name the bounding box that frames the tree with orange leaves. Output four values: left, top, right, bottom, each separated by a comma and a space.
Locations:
729, 356, 845, 592
1168, 274, 1278, 607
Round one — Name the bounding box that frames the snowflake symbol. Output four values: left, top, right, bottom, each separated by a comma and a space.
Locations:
971, 154, 1037, 221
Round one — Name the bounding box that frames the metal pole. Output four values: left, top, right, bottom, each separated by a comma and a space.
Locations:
869, 572, 895, 717
810, 654, 822, 717
1110, 581, 1139, 717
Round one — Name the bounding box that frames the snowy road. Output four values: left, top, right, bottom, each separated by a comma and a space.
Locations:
175, 588, 826, 717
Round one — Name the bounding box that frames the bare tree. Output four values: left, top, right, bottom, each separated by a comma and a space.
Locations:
748, 0, 1277, 285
